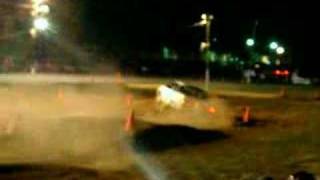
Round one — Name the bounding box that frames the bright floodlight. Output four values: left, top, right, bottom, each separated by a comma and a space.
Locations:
276, 46, 285, 55
201, 13, 213, 20
38, 4, 50, 14
246, 38, 255, 47
201, 13, 207, 20
269, 42, 278, 50
33, 17, 49, 31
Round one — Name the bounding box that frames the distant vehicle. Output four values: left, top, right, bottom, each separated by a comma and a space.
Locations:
255, 67, 312, 85
156, 81, 208, 109
272, 69, 290, 78
291, 71, 312, 85
253, 65, 291, 84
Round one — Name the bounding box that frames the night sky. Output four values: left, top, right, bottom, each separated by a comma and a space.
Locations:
82, 0, 308, 65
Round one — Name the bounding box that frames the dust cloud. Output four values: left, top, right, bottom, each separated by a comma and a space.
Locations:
0, 83, 135, 171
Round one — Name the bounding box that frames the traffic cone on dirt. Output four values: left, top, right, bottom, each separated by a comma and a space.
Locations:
57, 88, 64, 100
124, 94, 135, 132
124, 109, 135, 132
126, 94, 133, 107
242, 106, 250, 123
207, 106, 216, 114
115, 72, 124, 84
280, 86, 288, 98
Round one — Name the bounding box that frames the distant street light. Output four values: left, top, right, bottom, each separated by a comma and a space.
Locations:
196, 13, 214, 91
269, 42, 279, 50
33, 17, 49, 31
201, 14, 207, 20
30, 0, 51, 74
276, 46, 285, 55
246, 38, 255, 47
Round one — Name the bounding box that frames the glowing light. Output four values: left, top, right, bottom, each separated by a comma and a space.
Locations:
246, 38, 255, 47
199, 19, 208, 26
31, 10, 37, 16
273, 70, 290, 76
29, 28, 37, 38
222, 54, 227, 62
276, 46, 285, 55
269, 42, 279, 50
200, 13, 213, 23
33, 17, 49, 31
200, 42, 209, 51
207, 107, 216, 114
261, 55, 271, 65
201, 14, 207, 20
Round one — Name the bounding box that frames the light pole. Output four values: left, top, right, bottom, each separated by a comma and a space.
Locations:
29, 0, 50, 73
33, 17, 49, 63
268, 41, 285, 65
245, 37, 257, 68
275, 46, 285, 66
244, 20, 258, 67
196, 13, 214, 91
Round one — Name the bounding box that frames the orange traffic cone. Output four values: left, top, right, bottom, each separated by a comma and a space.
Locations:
124, 110, 135, 132
115, 72, 124, 84
242, 106, 250, 123
126, 94, 133, 107
280, 87, 287, 98
124, 94, 134, 132
207, 106, 216, 114
57, 88, 64, 100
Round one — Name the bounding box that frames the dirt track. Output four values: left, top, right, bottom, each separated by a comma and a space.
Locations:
133, 97, 235, 130
0, 74, 319, 179
0, 83, 137, 172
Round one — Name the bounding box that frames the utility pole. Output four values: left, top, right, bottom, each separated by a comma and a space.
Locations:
252, 20, 259, 41
198, 13, 214, 91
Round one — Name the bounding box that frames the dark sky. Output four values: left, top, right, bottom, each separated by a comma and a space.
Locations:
82, 0, 308, 62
